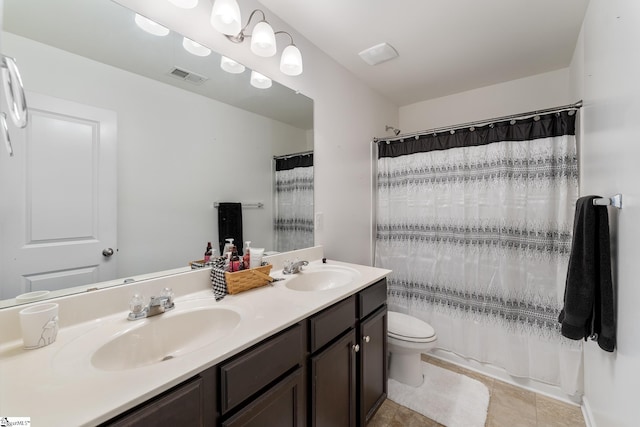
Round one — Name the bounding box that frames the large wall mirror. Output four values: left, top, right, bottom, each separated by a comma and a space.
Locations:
0, 0, 314, 306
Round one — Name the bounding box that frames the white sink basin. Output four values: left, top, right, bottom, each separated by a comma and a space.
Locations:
91, 307, 240, 371
284, 265, 360, 292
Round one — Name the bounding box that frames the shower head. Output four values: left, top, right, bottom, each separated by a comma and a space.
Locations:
385, 125, 401, 136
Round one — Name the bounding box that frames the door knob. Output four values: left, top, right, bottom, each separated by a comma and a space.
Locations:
364, 335, 371, 343
102, 248, 114, 257
352, 344, 360, 353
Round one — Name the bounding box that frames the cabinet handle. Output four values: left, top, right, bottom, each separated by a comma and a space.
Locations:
352, 344, 360, 353
364, 335, 371, 343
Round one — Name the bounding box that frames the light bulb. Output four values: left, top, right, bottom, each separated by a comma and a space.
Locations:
220, 56, 246, 74
250, 71, 272, 89
250, 21, 276, 57
134, 14, 170, 36
210, 0, 242, 35
280, 45, 303, 76
182, 37, 211, 57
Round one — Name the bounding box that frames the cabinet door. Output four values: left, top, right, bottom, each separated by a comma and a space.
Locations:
310, 329, 357, 427
359, 306, 387, 425
104, 377, 204, 427
222, 368, 304, 427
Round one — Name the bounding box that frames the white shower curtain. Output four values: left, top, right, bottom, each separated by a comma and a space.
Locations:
274, 154, 314, 252
375, 111, 583, 396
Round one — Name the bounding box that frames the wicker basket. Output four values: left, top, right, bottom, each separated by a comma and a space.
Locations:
225, 264, 273, 294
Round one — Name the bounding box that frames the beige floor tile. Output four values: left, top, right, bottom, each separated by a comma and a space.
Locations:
390, 404, 443, 427
487, 380, 537, 427
368, 399, 400, 427
535, 394, 586, 427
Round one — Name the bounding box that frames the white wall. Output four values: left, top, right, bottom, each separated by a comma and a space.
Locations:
3, 32, 308, 279
116, 0, 399, 266
399, 68, 573, 133
569, 1, 640, 426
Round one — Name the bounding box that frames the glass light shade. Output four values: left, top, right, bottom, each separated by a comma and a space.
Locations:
250, 21, 276, 57
250, 71, 272, 89
280, 45, 303, 76
167, 0, 198, 8
210, 0, 242, 35
182, 37, 211, 57
220, 56, 246, 74
134, 14, 170, 36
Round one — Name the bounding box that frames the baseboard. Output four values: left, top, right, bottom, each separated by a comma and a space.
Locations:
581, 396, 596, 427
428, 349, 583, 406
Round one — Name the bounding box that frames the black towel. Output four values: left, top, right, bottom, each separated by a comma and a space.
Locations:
217, 202, 243, 255
559, 195, 615, 352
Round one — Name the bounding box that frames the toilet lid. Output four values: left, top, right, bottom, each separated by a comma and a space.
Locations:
388, 311, 436, 342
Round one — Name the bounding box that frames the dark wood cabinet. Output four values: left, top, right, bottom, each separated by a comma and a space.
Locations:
310, 329, 358, 427
308, 278, 388, 427
102, 369, 215, 427
358, 306, 388, 425
221, 368, 305, 427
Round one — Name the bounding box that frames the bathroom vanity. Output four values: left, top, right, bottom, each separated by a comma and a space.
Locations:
0, 249, 390, 427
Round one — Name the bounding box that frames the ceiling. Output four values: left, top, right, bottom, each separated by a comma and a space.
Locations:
258, 0, 590, 106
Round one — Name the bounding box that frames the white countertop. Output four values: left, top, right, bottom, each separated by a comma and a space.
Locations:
0, 258, 390, 426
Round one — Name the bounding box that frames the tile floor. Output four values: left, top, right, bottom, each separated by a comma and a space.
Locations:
368, 354, 586, 427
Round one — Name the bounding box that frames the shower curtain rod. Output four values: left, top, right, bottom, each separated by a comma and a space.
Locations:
372, 100, 583, 143
273, 150, 314, 160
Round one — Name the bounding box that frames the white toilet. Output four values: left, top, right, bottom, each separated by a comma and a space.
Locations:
387, 311, 437, 387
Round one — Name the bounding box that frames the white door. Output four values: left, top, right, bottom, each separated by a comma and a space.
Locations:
0, 92, 117, 299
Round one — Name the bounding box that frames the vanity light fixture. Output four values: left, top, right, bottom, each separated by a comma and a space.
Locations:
167, 0, 198, 8
210, 0, 242, 35
220, 56, 246, 74
210, 0, 304, 76
182, 37, 212, 56
250, 70, 272, 89
134, 14, 170, 36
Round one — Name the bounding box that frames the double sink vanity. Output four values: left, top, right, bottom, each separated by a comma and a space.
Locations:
0, 247, 391, 426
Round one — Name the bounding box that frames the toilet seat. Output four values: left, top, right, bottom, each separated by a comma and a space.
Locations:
388, 311, 436, 343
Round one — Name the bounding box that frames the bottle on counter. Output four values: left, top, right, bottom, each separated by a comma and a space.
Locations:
230, 247, 241, 272
243, 241, 251, 270
204, 242, 213, 263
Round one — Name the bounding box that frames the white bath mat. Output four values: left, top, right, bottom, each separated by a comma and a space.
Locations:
387, 362, 490, 427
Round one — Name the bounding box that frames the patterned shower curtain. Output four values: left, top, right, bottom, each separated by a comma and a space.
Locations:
375, 111, 583, 396
274, 153, 314, 252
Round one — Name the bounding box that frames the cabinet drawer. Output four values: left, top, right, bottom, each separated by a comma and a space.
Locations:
309, 296, 356, 353
358, 279, 387, 319
220, 323, 304, 414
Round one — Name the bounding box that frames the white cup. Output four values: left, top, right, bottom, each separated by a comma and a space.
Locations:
19, 302, 59, 349
249, 247, 265, 269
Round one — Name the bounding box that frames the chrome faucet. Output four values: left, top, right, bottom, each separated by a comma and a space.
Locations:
128, 288, 175, 321
283, 260, 309, 275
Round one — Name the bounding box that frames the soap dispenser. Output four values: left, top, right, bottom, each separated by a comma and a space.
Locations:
222, 238, 234, 257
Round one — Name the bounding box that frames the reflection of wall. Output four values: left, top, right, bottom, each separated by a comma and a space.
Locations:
3, 32, 308, 278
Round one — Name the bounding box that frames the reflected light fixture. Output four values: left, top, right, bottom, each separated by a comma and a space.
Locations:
134, 14, 170, 36
220, 56, 246, 74
209, 0, 304, 76
167, 0, 198, 8
250, 71, 272, 89
182, 37, 211, 57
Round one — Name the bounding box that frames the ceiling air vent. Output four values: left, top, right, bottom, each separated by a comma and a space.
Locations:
168, 67, 208, 85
